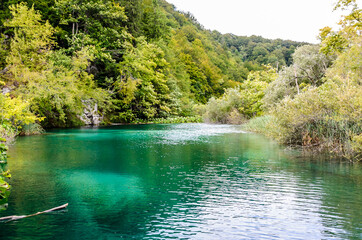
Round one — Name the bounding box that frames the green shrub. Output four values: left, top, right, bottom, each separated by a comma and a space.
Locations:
0, 124, 17, 144
351, 134, 362, 162
20, 123, 45, 136
243, 115, 279, 136
0, 138, 10, 207
268, 79, 361, 160
204, 68, 276, 124
132, 116, 202, 124
263, 45, 333, 110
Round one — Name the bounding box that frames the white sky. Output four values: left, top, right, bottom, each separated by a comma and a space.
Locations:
166, 0, 361, 43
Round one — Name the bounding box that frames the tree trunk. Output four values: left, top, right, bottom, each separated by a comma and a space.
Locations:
294, 67, 300, 94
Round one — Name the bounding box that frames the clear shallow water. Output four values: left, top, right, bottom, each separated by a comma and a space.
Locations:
1, 124, 361, 239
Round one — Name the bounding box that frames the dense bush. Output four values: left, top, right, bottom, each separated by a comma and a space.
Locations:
0, 137, 11, 208
270, 82, 361, 158
203, 68, 276, 124
265, 34, 361, 160
263, 44, 334, 110
243, 115, 279, 136
203, 88, 246, 124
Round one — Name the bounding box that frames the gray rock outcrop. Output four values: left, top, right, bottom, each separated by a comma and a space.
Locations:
80, 99, 102, 126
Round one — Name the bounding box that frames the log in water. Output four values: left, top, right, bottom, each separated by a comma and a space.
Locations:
0, 204, 68, 222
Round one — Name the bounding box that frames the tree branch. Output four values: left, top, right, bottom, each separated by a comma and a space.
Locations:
0, 203, 68, 223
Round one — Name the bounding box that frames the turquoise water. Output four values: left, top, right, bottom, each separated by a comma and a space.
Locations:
1, 124, 361, 239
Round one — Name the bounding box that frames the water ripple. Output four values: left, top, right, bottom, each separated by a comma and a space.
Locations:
3, 124, 361, 240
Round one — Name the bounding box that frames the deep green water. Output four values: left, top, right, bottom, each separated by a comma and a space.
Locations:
0, 124, 361, 239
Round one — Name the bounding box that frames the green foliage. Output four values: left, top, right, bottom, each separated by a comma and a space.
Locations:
204, 68, 277, 124
0, 93, 41, 128
263, 45, 334, 110
23, 48, 110, 127
140, 0, 170, 40
243, 115, 280, 136
0, 138, 8, 164
266, 27, 361, 158
4, 3, 55, 75
319, 0, 361, 55
109, 37, 173, 122
20, 123, 44, 136
0, 137, 10, 207
2, 2, 54, 86
326, 41, 361, 85
239, 69, 277, 117
2, 4, 110, 127
261, 1, 361, 160
351, 134, 362, 161
0, 0, 58, 28
0, 124, 17, 143
55, 0, 128, 49
267, 43, 362, 159
214, 33, 307, 68
132, 116, 202, 124
0, 0, 305, 127
0, 73, 41, 131
54, 0, 132, 87
203, 88, 246, 124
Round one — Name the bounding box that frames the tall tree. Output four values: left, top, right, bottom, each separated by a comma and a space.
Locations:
3, 3, 110, 127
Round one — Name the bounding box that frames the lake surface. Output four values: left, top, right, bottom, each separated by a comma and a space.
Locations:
0, 124, 361, 239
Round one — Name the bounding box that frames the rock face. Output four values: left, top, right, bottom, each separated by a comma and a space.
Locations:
80, 99, 102, 126
1, 87, 11, 95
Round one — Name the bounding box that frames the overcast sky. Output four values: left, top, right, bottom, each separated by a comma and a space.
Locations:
166, 0, 361, 43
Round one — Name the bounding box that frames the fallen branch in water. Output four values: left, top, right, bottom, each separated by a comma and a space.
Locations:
0, 203, 68, 223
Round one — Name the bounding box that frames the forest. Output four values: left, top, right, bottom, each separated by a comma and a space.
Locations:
0, 0, 361, 201
0, 0, 308, 127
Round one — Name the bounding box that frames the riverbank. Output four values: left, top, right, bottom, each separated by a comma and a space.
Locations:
243, 115, 361, 162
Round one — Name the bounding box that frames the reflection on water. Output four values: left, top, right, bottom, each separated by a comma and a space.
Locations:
1, 124, 361, 239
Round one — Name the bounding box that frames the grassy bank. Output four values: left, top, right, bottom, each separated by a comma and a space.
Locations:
243, 115, 361, 162
131, 116, 203, 124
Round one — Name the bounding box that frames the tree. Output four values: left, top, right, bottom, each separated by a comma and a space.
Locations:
19, 48, 111, 127
3, 3, 54, 80
112, 37, 171, 121
3, 3, 110, 127
263, 45, 334, 109
319, 0, 361, 55
140, 0, 170, 40
55, 0, 131, 85
204, 68, 277, 123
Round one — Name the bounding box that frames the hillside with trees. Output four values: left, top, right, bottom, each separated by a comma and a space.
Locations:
0, 0, 305, 129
